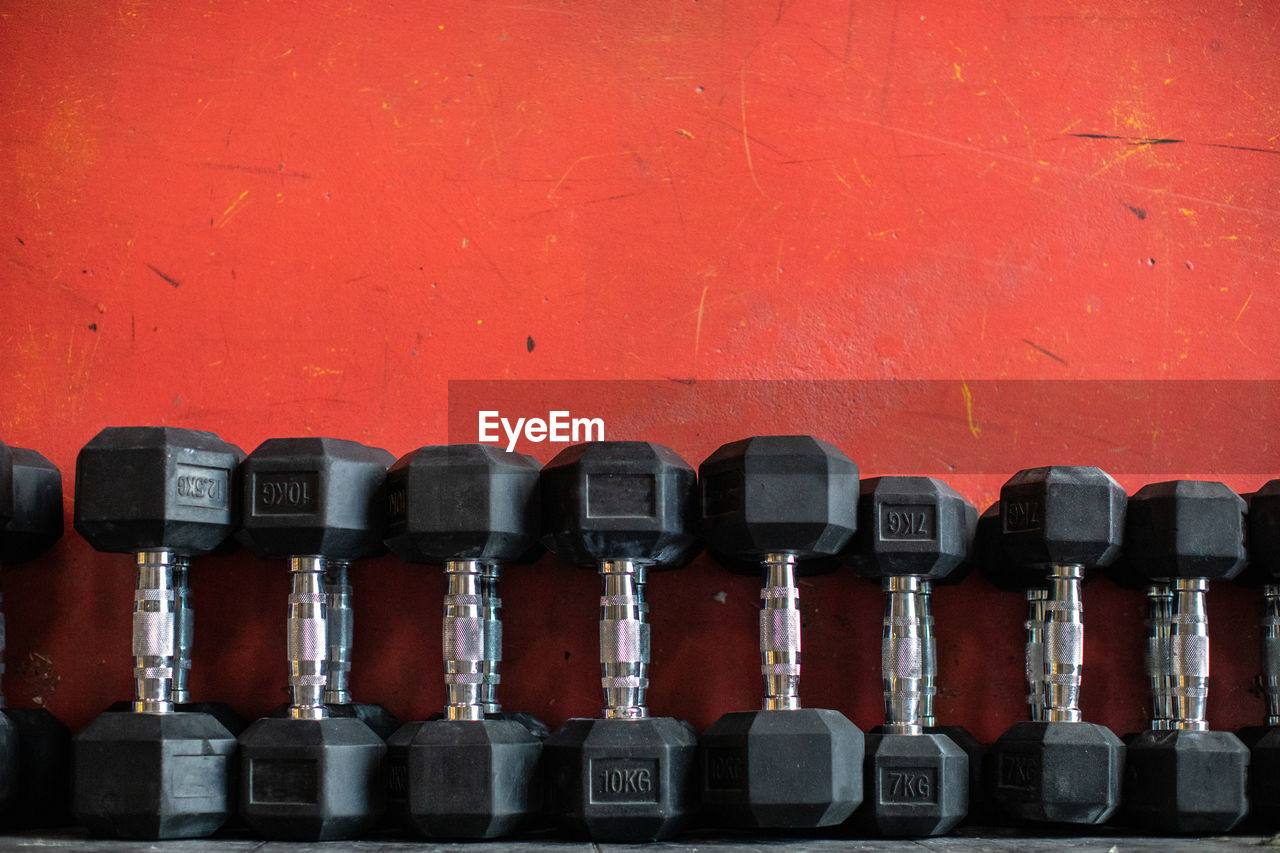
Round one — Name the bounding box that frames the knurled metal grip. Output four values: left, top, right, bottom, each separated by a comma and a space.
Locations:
288, 555, 329, 720
599, 560, 650, 719
133, 550, 178, 713
443, 560, 502, 721
761, 553, 801, 712
171, 559, 193, 705
919, 580, 937, 729
1042, 564, 1084, 723
1264, 585, 1280, 726
323, 560, 353, 705
1145, 584, 1174, 729
883, 575, 924, 734
1164, 578, 1210, 731
1024, 588, 1048, 722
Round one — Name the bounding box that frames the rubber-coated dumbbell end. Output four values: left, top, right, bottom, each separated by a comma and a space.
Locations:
599, 559, 651, 720
760, 553, 802, 711
442, 559, 503, 721
287, 555, 330, 720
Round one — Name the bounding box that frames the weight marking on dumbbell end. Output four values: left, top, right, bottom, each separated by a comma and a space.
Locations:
1003, 499, 1043, 533
253, 472, 319, 514
879, 768, 938, 804
996, 752, 1041, 793
879, 505, 937, 541
590, 759, 658, 803
704, 749, 746, 791
585, 473, 657, 519
173, 463, 230, 508
249, 758, 320, 805
386, 485, 407, 524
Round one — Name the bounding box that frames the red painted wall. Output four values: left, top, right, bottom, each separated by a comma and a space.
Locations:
2, 1, 1278, 746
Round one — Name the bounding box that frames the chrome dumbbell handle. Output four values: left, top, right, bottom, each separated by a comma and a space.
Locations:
287, 555, 329, 720
600, 560, 650, 719
1145, 583, 1173, 729
1164, 577, 1210, 732
919, 580, 937, 729
171, 559, 193, 705
882, 575, 925, 734
761, 553, 801, 712
1024, 588, 1048, 722
443, 559, 502, 721
1263, 585, 1280, 726
133, 550, 179, 714
1042, 564, 1084, 723
323, 560, 353, 705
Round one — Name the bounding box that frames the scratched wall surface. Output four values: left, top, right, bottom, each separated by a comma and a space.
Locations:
1, 1, 1278, 746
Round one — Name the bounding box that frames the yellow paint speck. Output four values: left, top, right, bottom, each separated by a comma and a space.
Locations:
953, 63, 964, 82
676, 128, 694, 139
961, 381, 981, 438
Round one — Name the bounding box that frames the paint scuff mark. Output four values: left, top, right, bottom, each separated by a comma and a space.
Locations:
1022, 338, 1069, 366
146, 264, 181, 288
1069, 133, 1183, 146
1122, 202, 1147, 220
526, 335, 535, 353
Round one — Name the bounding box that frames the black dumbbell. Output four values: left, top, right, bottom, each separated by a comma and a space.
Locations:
1123, 480, 1249, 832
382, 444, 545, 838
72, 427, 242, 839
235, 437, 391, 841
847, 476, 972, 836
696, 436, 864, 829
1243, 482, 1280, 825
539, 441, 701, 842
988, 467, 1126, 825
0, 444, 70, 827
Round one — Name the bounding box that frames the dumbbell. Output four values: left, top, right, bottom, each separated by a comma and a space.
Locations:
382, 444, 545, 838
72, 427, 242, 839
235, 437, 391, 841
988, 467, 1126, 825
847, 476, 972, 835
1123, 480, 1249, 832
0, 444, 70, 827
1243, 481, 1280, 825
696, 436, 864, 829
539, 441, 701, 841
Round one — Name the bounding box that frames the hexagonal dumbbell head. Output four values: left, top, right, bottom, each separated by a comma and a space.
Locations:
977, 502, 1023, 590
540, 441, 698, 568
1248, 480, 1280, 580
73, 712, 236, 839
700, 708, 861, 828
1001, 466, 1125, 573
238, 437, 394, 559
847, 476, 973, 581
75, 427, 243, 555
1, 447, 64, 564
991, 720, 1123, 824
1124, 730, 1248, 832
544, 717, 698, 841
1125, 480, 1246, 581
699, 435, 858, 569
385, 443, 541, 564
237, 716, 387, 841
